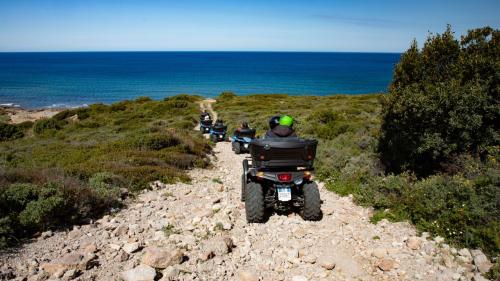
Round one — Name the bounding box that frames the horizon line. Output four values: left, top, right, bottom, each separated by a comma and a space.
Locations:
0, 50, 402, 54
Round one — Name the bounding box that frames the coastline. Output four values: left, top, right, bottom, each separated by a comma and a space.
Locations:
0, 106, 62, 124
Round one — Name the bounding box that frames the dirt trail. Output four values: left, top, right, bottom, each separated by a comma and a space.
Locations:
0, 100, 486, 281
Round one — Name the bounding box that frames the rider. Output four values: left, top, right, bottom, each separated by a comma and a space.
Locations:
268, 116, 280, 130
265, 115, 297, 138
235, 121, 249, 132
200, 110, 211, 121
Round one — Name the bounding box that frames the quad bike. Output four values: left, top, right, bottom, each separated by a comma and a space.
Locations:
231, 128, 256, 154
210, 123, 227, 142
241, 138, 322, 222
200, 119, 213, 134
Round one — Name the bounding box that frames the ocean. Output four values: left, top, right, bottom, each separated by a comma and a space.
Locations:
0, 52, 400, 109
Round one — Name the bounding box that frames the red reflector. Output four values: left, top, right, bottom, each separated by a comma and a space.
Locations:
259, 154, 265, 160
277, 173, 292, 182
307, 155, 312, 160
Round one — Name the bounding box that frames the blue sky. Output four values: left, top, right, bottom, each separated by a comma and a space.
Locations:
0, 0, 498, 52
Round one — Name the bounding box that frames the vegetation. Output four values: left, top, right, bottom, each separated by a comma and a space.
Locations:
214, 27, 499, 268
0, 95, 211, 247
379, 25, 499, 176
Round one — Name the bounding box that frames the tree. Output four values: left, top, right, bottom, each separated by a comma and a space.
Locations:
378, 26, 499, 175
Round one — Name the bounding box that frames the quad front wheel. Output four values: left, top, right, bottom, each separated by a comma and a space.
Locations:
233, 142, 241, 154
301, 182, 322, 221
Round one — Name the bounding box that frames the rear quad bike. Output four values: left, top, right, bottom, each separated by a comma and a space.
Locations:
231, 128, 256, 154
210, 124, 227, 142
200, 119, 213, 134
241, 138, 322, 222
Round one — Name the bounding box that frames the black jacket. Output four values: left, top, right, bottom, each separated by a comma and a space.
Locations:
265, 125, 297, 138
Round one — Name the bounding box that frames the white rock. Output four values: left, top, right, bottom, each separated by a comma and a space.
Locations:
123, 242, 141, 254
291, 276, 308, 281
121, 264, 156, 281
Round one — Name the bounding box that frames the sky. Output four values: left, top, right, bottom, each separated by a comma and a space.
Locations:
0, 0, 499, 52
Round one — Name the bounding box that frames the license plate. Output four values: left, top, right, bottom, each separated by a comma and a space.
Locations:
243, 143, 249, 148
277, 186, 292, 201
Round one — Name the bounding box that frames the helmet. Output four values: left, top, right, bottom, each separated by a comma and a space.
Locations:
241, 122, 249, 128
279, 115, 293, 127
269, 116, 280, 129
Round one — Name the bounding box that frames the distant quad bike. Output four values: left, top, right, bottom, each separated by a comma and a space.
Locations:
231, 128, 256, 154
200, 119, 213, 134
210, 122, 227, 142
241, 138, 321, 222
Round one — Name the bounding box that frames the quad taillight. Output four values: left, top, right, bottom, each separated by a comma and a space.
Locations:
277, 173, 292, 182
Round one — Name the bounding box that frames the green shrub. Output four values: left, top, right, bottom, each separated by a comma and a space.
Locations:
89, 172, 121, 199
0, 123, 24, 141
349, 161, 500, 256
33, 118, 64, 134
218, 92, 236, 100
379, 26, 499, 175
0, 95, 210, 247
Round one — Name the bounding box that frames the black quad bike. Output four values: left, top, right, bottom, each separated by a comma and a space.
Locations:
200, 119, 213, 134
210, 123, 227, 142
231, 128, 256, 154
241, 138, 322, 222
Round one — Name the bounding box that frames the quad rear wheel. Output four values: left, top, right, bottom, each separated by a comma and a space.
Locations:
301, 182, 322, 221
245, 182, 265, 223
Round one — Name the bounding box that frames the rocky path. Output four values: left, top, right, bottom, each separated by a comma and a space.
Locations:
0, 104, 492, 281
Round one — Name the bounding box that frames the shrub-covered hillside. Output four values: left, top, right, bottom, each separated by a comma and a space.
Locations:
215, 26, 499, 264
0, 95, 211, 247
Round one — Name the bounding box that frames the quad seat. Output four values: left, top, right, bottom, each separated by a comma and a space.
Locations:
234, 128, 256, 138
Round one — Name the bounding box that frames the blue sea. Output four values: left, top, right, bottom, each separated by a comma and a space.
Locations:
0, 52, 400, 109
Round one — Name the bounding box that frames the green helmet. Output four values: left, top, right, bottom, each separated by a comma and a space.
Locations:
279, 115, 293, 127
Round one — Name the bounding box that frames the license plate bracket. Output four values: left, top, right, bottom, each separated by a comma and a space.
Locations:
277, 185, 292, 201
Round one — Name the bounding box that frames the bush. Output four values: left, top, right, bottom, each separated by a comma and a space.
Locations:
351, 160, 500, 257
0, 123, 24, 141
379, 26, 499, 175
33, 118, 63, 134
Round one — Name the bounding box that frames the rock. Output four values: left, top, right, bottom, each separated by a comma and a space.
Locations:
291, 276, 308, 281
108, 243, 121, 251
319, 261, 335, 270
406, 236, 421, 250
27, 271, 50, 281
121, 264, 156, 281
237, 270, 259, 281
62, 269, 77, 280
222, 221, 232, 230
123, 242, 141, 254
41, 230, 53, 239
302, 255, 317, 264
160, 266, 180, 281
372, 248, 387, 259
470, 249, 492, 273
141, 247, 184, 269
458, 248, 473, 263
203, 236, 233, 256
116, 250, 130, 262
199, 250, 215, 261
378, 259, 396, 271
82, 243, 97, 254
113, 224, 129, 236
323, 206, 335, 216
41, 252, 96, 275
434, 236, 445, 243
